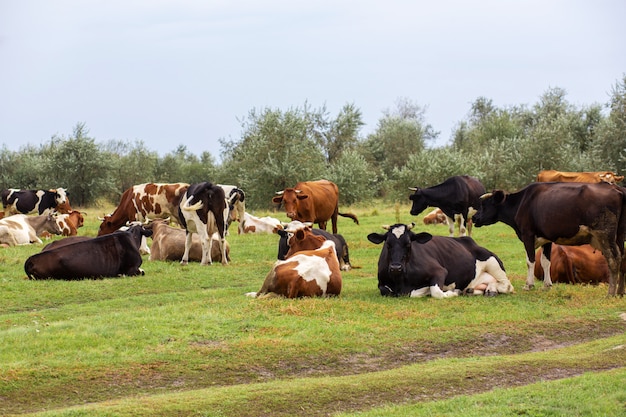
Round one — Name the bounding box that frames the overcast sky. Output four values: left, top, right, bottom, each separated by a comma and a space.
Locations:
1, 1, 624, 161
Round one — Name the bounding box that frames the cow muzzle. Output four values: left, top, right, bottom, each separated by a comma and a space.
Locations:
389, 262, 404, 274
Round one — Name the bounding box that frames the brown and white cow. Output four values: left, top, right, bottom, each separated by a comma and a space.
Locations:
53, 211, 85, 236
148, 219, 230, 263
247, 235, 342, 299
179, 182, 228, 265
2, 188, 71, 217
0, 214, 62, 246
534, 244, 609, 285
536, 170, 624, 184
272, 179, 359, 234
242, 212, 282, 234
422, 208, 448, 225
473, 182, 626, 296
98, 183, 189, 236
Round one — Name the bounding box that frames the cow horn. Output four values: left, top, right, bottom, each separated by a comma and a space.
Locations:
295, 190, 302, 194
408, 187, 418, 191
275, 190, 284, 195
480, 193, 493, 200
382, 225, 390, 230
407, 222, 415, 230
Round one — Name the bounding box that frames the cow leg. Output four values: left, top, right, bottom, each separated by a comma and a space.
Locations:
540, 243, 553, 288
409, 287, 430, 297
457, 215, 467, 237
446, 216, 455, 237
429, 284, 459, 299
180, 232, 193, 265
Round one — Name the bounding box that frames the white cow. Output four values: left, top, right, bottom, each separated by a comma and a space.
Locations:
0, 214, 62, 246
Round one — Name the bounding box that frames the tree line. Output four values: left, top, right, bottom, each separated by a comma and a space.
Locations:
1, 76, 625, 209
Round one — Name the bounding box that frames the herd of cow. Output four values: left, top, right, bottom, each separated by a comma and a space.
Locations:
2, 170, 626, 298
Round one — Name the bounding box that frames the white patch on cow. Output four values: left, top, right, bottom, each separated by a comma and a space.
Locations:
466, 256, 514, 295
429, 284, 459, 299
525, 254, 536, 290
288, 253, 332, 294
391, 225, 405, 239
539, 251, 552, 288
409, 287, 430, 297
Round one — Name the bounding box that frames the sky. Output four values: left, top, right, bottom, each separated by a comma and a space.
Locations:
1, 0, 624, 161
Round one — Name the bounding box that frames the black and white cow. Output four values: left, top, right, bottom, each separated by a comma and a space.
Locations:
24, 225, 152, 280
179, 182, 227, 265
277, 221, 352, 271
408, 175, 485, 237
218, 184, 246, 234
2, 188, 70, 217
367, 223, 514, 298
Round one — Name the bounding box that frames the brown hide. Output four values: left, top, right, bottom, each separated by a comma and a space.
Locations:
536, 170, 624, 184
284, 228, 326, 258
423, 208, 447, 225
534, 244, 609, 284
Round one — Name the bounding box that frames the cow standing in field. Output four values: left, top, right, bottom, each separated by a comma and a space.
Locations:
536, 170, 624, 184
179, 182, 228, 265
367, 223, 514, 298
247, 228, 342, 298
24, 225, 152, 280
0, 214, 62, 246
272, 179, 359, 234
2, 188, 71, 217
98, 183, 189, 236
148, 218, 230, 263
218, 185, 246, 234
473, 182, 626, 296
409, 175, 485, 237
277, 220, 352, 271
534, 244, 609, 285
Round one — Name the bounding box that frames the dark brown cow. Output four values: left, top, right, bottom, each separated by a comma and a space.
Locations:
534, 244, 609, 285
98, 183, 189, 235
272, 180, 358, 234
246, 237, 342, 298
473, 182, 626, 296
536, 170, 624, 184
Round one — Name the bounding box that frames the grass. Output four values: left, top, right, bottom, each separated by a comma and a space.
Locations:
1, 202, 625, 416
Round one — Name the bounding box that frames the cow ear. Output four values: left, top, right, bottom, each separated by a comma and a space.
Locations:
493, 190, 506, 204
277, 229, 288, 238
367, 233, 386, 245
295, 229, 305, 240
272, 196, 283, 204
296, 194, 308, 200
411, 232, 432, 244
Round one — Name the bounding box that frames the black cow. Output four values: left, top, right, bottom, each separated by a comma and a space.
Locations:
472, 182, 626, 296
409, 175, 485, 237
276, 221, 352, 271
367, 223, 514, 298
179, 182, 227, 265
24, 225, 152, 280
2, 188, 70, 217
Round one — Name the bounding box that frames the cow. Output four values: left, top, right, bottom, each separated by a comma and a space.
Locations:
246, 239, 342, 299
277, 220, 352, 271
0, 214, 62, 246
98, 183, 189, 236
367, 223, 514, 298
147, 218, 230, 263
2, 188, 70, 217
179, 182, 228, 265
536, 170, 624, 184
534, 244, 609, 285
422, 208, 448, 225
472, 182, 626, 296
242, 212, 282, 234
272, 179, 359, 234
24, 225, 153, 280
53, 211, 85, 236
218, 185, 246, 234
409, 175, 485, 237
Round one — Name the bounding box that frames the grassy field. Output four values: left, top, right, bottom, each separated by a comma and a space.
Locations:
1, 202, 625, 416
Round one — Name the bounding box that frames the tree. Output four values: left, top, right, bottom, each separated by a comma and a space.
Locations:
323, 103, 364, 164
327, 150, 375, 205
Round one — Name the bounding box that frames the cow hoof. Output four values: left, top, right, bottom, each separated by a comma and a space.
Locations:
484, 290, 497, 297
542, 285, 552, 290
180, 260, 188, 266
523, 284, 534, 291
139, 268, 145, 276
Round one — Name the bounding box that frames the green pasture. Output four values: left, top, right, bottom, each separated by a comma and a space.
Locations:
0, 203, 624, 416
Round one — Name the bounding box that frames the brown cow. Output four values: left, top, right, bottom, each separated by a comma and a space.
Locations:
534, 244, 609, 285
54, 211, 85, 236
422, 208, 448, 225
272, 179, 358, 234
148, 219, 230, 263
98, 183, 189, 236
536, 170, 624, 184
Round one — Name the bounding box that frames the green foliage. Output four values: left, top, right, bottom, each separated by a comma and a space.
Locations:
327, 149, 376, 205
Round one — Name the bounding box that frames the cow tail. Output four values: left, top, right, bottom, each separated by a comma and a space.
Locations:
24, 258, 36, 280
338, 212, 359, 225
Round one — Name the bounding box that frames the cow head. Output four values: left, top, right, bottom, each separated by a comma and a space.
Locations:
367, 223, 432, 281
122, 224, 154, 249
54, 188, 69, 206
473, 190, 507, 227
272, 189, 308, 220
408, 188, 428, 216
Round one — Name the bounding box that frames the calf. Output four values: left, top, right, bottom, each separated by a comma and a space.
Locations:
148, 219, 230, 263
179, 182, 227, 265
247, 239, 342, 298
2, 188, 70, 217
24, 225, 152, 280
473, 182, 626, 296
0, 214, 62, 246
242, 212, 282, 234
367, 223, 513, 298
534, 244, 609, 285
277, 221, 352, 271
